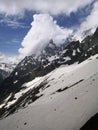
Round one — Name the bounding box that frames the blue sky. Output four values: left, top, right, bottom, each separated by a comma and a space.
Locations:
0, 0, 98, 63
0, 14, 31, 55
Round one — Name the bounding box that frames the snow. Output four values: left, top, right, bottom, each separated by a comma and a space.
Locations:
62, 49, 68, 54
77, 48, 80, 52
0, 63, 16, 73
0, 104, 5, 109
25, 63, 27, 66
48, 55, 59, 62
23, 77, 46, 88
65, 56, 71, 61
5, 99, 17, 109
0, 65, 11, 72
88, 47, 93, 51
37, 54, 98, 96
13, 80, 18, 84
4, 94, 12, 102
72, 50, 76, 56
15, 72, 18, 76
5, 77, 46, 108
0, 63, 6, 70
0, 54, 98, 130
85, 53, 87, 56
0, 94, 12, 108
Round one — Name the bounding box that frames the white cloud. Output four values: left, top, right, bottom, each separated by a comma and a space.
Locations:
19, 14, 73, 57
80, 2, 98, 32
0, 0, 93, 15
5, 20, 25, 29
0, 52, 19, 64
0, 0, 97, 63
0, 17, 28, 29
74, 2, 98, 41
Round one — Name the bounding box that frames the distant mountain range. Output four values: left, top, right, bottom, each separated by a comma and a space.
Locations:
0, 63, 16, 84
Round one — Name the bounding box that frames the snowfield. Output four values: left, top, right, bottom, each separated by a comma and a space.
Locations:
0, 54, 98, 130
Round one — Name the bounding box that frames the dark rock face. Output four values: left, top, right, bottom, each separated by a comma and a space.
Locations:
81, 27, 98, 58
0, 72, 3, 84
0, 27, 98, 108
0, 69, 10, 84
80, 113, 98, 130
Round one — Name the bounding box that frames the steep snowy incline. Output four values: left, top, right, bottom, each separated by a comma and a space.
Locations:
0, 54, 98, 130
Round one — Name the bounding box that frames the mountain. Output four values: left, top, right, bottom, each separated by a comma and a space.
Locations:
0, 52, 98, 130
0, 27, 98, 130
0, 28, 98, 100
0, 63, 16, 84
0, 69, 9, 84
0, 40, 83, 100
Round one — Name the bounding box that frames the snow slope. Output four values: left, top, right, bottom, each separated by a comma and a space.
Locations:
0, 54, 98, 130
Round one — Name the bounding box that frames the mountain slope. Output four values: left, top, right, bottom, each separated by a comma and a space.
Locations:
0, 27, 98, 103
0, 27, 98, 117
0, 54, 98, 130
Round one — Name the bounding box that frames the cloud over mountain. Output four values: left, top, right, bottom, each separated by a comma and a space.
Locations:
74, 1, 98, 41
80, 2, 98, 32
19, 14, 72, 57
0, 0, 97, 63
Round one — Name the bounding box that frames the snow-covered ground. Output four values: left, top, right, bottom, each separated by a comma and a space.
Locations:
0, 54, 98, 130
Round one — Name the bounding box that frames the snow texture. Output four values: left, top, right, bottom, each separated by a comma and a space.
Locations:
0, 54, 98, 130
